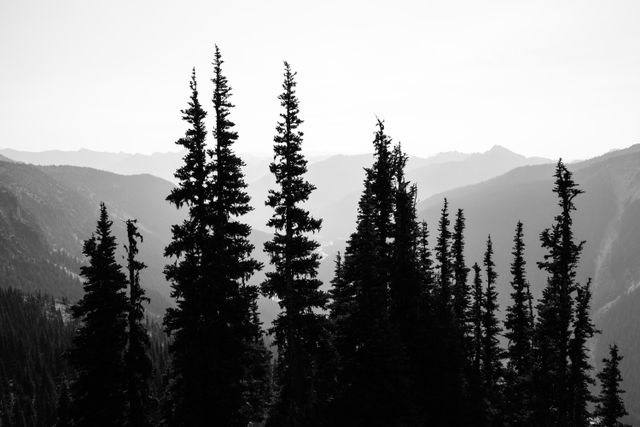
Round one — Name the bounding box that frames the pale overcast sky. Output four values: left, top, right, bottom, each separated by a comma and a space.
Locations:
1, 0, 640, 159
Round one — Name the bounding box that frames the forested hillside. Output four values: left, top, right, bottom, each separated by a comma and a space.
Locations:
419, 144, 640, 423
0, 288, 73, 426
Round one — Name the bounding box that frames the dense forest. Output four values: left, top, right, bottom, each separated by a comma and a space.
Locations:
0, 47, 632, 426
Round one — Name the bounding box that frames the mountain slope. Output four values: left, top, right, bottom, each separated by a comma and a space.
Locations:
0, 160, 283, 322
317, 146, 551, 243
0, 148, 272, 184
417, 145, 640, 424
0, 161, 178, 314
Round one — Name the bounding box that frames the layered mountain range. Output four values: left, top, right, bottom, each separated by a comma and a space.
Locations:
2, 144, 639, 420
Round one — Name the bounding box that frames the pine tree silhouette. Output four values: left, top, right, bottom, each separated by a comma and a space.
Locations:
68, 203, 128, 426
123, 219, 151, 427
430, 199, 467, 425
533, 159, 585, 426
389, 144, 421, 349
504, 221, 535, 425
164, 48, 266, 426
261, 62, 332, 427
482, 236, 504, 425
334, 120, 410, 426
452, 209, 471, 331
595, 344, 629, 427
569, 279, 598, 426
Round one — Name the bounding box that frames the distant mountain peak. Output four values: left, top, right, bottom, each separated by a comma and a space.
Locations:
487, 144, 513, 153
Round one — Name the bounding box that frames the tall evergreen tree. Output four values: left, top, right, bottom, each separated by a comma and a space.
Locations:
417, 221, 435, 299
467, 262, 488, 425
68, 203, 129, 427
533, 159, 585, 426
504, 221, 535, 425
435, 199, 452, 314
329, 252, 354, 372
123, 219, 151, 427
569, 279, 598, 427
334, 120, 409, 426
209, 45, 269, 424
470, 263, 484, 378
595, 345, 629, 427
163, 68, 210, 425
164, 48, 266, 426
389, 144, 421, 345
482, 236, 504, 425
430, 199, 467, 425
261, 62, 331, 427
452, 209, 470, 329
413, 220, 437, 424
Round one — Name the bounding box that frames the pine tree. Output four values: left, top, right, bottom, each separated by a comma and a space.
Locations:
413, 220, 437, 424
452, 209, 470, 329
533, 159, 585, 426
163, 68, 210, 425
329, 252, 354, 369
334, 120, 409, 426
68, 203, 129, 427
209, 45, 269, 424
482, 236, 504, 425
164, 48, 266, 426
435, 199, 452, 315
261, 62, 331, 427
471, 263, 484, 378
430, 199, 467, 425
389, 144, 421, 347
417, 221, 435, 299
595, 345, 629, 427
468, 262, 487, 424
504, 221, 535, 424
569, 279, 598, 427
123, 219, 152, 427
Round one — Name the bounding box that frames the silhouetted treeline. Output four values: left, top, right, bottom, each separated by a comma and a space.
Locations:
0, 46, 630, 426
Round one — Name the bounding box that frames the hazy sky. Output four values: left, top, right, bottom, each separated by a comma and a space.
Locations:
2, 0, 640, 159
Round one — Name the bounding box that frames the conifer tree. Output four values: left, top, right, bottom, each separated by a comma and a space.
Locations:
389, 144, 421, 345
468, 262, 487, 424
470, 263, 484, 377
430, 199, 466, 425
435, 199, 452, 314
595, 345, 629, 427
163, 68, 211, 426
164, 48, 266, 426
335, 120, 409, 426
123, 219, 151, 427
413, 220, 436, 424
533, 159, 585, 426
504, 221, 535, 424
482, 236, 504, 425
261, 62, 331, 427
329, 253, 347, 322
209, 45, 269, 423
417, 221, 435, 298
329, 252, 354, 367
569, 279, 598, 427
68, 203, 129, 427
452, 209, 470, 328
